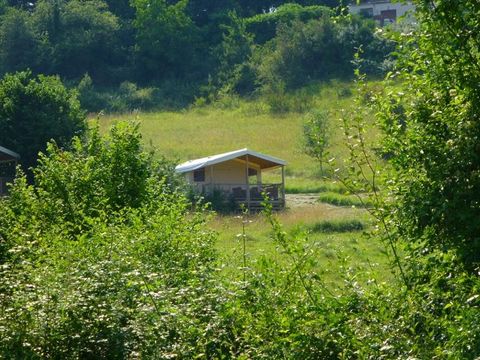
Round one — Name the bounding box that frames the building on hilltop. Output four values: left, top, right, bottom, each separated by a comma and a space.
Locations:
348, 0, 415, 27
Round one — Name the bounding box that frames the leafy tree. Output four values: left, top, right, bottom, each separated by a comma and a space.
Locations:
303, 110, 330, 175
0, 0, 7, 14
185, 0, 239, 78
254, 16, 340, 91
214, 11, 255, 95
32, 0, 121, 82
0, 71, 85, 173
373, 0, 480, 271
0, 8, 38, 74
132, 0, 201, 82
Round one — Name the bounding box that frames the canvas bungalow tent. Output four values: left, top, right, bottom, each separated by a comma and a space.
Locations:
0, 145, 19, 196
175, 148, 287, 210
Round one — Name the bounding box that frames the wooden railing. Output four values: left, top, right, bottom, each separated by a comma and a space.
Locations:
197, 183, 284, 201
191, 182, 286, 210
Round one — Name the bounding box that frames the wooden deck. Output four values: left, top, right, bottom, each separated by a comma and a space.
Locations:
200, 183, 286, 211
236, 199, 285, 211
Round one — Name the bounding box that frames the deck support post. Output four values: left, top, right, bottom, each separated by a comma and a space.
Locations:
281, 165, 285, 208
245, 155, 250, 212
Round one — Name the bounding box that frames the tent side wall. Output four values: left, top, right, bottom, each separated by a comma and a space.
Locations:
184, 160, 261, 186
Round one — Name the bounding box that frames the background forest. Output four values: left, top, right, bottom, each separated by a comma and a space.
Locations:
0, 0, 392, 111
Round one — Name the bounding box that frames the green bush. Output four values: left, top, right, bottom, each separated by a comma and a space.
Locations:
262, 84, 315, 114
0, 203, 222, 358
0, 71, 86, 172
0, 121, 225, 358
309, 219, 365, 233
285, 181, 348, 194
245, 4, 332, 44
77, 73, 106, 112
202, 188, 237, 213
76, 80, 198, 113
251, 14, 392, 94
118, 81, 157, 109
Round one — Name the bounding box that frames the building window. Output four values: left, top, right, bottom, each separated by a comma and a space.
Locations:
193, 168, 205, 182
248, 168, 257, 177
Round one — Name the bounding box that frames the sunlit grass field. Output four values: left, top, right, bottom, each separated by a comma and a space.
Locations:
210, 202, 393, 290
96, 80, 379, 183
95, 80, 393, 287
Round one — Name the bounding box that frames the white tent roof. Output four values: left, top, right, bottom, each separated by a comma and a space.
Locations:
175, 148, 286, 173
0, 145, 20, 159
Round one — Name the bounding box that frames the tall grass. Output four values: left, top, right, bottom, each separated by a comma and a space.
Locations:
209, 202, 386, 287
317, 192, 373, 208
211, 215, 388, 289
96, 80, 381, 180
285, 178, 348, 194
308, 219, 366, 233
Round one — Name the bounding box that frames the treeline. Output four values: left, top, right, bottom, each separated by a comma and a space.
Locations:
0, 0, 393, 111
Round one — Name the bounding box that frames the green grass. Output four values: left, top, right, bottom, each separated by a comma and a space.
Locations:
285, 177, 348, 194
95, 80, 388, 287
308, 219, 366, 233
210, 204, 392, 290
96, 80, 380, 182
317, 192, 373, 208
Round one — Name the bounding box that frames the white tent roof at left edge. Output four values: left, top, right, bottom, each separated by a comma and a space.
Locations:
175, 148, 287, 173
0, 145, 20, 159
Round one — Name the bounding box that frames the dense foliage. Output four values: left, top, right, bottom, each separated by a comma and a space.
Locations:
0, 70, 85, 172
378, 0, 480, 271
0, 0, 393, 111
245, 3, 332, 44
254, 14, 392, 93
301, 0, 480, 357
0, 123, 223, 358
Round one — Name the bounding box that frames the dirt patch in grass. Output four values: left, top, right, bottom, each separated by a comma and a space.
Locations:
286, 193, 320, 207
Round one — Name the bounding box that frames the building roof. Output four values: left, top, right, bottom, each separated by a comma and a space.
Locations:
0, 145, 20, 161
175, 148, 286, 173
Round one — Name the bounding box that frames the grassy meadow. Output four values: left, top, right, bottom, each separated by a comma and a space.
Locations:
96, 81, 379, 181
95, 80, 393, 288
211, 201, 393, 290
